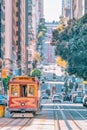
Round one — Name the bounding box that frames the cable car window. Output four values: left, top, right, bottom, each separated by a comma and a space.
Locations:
20, 85, 27, 97
11, 85, 18, 96
28, 85, 34, 96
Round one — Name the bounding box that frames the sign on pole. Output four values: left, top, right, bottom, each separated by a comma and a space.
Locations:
2, 69, 7, 78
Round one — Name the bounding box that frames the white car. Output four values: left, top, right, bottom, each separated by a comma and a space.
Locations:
52, 94, 62, 103
83, 95, 87, 106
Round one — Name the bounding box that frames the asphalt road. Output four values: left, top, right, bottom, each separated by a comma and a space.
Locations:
0, 99, 87, 130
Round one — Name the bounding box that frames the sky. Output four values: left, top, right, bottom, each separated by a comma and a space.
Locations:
44, 0, 62, 22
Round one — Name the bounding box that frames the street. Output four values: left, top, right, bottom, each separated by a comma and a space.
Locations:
0, 100, 87, 130
0, 0, 87, 129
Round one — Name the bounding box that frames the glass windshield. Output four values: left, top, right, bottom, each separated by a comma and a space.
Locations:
28, 85, 35, 96
20, 85, 27, 97
11, 85, 18, 96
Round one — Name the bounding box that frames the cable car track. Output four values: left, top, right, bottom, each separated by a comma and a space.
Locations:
0, 118, 33, 130
54, 105, 85, 130
0, 118, 21, 129
18, 118, 33, 130
0, 103, 87, 130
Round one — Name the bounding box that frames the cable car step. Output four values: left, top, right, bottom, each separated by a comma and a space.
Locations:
13, 113, 34, 117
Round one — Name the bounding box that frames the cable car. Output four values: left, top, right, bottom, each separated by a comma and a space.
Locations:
8, 76, 41, 117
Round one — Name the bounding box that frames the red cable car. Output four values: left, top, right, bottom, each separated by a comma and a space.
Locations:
8, 76, 41, 117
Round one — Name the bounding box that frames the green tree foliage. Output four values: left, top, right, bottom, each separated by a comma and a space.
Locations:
52, 29, 59, 45
52, 14, 87, 80
52, 24, 66, 46
2, 76, 11, 94
59, 16, 64, 24
37, 18, 47, 47
32, 51, 42, 69
30, 69, 41, 79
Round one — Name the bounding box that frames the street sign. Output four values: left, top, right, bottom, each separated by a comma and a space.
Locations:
2, 69, 7, 78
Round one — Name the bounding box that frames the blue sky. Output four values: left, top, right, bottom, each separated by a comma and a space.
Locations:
44, 0, 62, 22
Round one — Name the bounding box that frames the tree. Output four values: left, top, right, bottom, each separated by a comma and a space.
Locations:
56, 56, 67, 68
30, 69, 41, 79
59, 16, 64, 24
2, 76, 11, 94
32, 51, 42, 62
32, 51, 42, 69
51, 23, 66, 46
37, 18, 47, 51
52, 14, 87, 80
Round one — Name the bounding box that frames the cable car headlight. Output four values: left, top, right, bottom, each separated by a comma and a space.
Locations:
21, 103, 25, 106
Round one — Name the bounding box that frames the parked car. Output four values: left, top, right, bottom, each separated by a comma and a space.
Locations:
64, 94, 71, 101
52, 94, 62, 103
72, 94, 78, 102
74, 96, 82, 103
0, 95, 7, 106
83, 95, 87, 106
41, 93, 49, 99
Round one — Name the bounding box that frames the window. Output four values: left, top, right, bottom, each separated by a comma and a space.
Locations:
28, 85, 34, 96
16, 21, 20, 26
16, 12, 19, 17
16, 2, 19, 7
28, 0, 32, 4
28, 12, 32, 16
20, 85, 27, 97
28, 61, 31, 64
11, 85, 18, 96
16, 31, 19, 36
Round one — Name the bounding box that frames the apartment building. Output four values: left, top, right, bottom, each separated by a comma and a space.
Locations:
0, 0, 5, 93
84, 0, 87, 13
27, 0, 44, 74
62, 0, 74, 24
0, 0, 5, 60
73, 0, 87, 20
12, 0, 22, 75
62, 0, 87, 22
4, 0, 27, 75
5, 0, 13, 74
20, 0, 26, 75
0, 0, 44, 76
74, 0, 84, 19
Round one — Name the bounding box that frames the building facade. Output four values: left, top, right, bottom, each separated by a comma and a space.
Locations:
62, 0, 87, 22
62, 0, 74, 24
5, 0, 13, 74
0, 0, 44, 76
74, 0, 84, 19
0, 0, 5, 93
4, 0, 27, 75
0, 0, 5, 60
84, 0, 87, 13
20, 0, 26, 75
12, 0, 21, 73
27, 0, 44, 74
